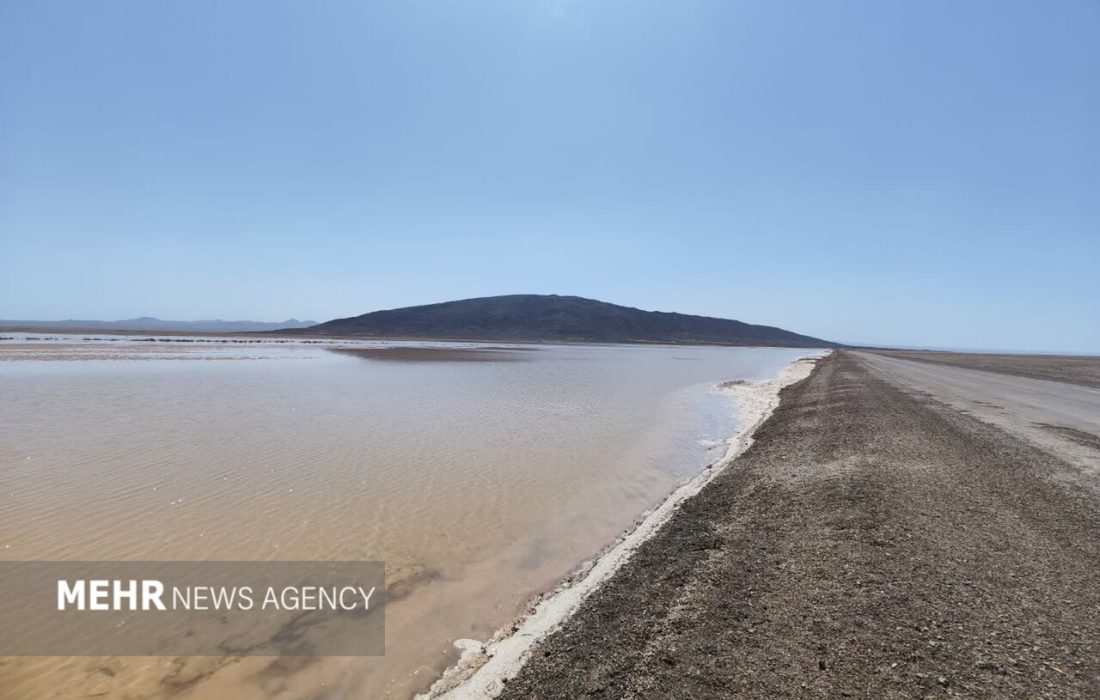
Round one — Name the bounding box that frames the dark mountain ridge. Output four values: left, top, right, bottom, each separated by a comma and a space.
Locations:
296, 295, 836, 348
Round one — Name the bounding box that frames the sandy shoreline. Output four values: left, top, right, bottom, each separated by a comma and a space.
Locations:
421, 353, 826, 699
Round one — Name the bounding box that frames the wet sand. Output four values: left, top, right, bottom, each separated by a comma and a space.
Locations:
487, 351, 1100, 698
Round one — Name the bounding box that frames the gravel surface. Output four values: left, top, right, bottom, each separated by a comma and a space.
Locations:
499, 351, 1100, 699
869, 350, 1100, 389
854, 351, 1100, 495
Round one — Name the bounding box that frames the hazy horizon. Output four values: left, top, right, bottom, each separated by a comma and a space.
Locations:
2, 1, 1097, 352
5, 293, 1098, 356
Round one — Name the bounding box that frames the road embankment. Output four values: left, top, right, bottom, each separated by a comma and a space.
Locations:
498, 350, 1100, 698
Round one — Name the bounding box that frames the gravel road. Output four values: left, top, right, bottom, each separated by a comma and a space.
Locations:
498, 350, 1100, 699
868, 350, 1100, 389
856, 351, 1100, 492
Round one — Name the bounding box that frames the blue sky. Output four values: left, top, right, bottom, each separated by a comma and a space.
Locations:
2, 1, 1097, 351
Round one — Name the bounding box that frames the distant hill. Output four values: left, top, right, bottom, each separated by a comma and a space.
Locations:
295, 295, 836, 348
0, 317, 317, 333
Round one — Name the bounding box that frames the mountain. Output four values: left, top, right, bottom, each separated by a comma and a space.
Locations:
0, 317, 318, 332
296, 295, 836, 347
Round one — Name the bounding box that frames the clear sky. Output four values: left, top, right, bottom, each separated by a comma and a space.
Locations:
2, 1, 1097, 352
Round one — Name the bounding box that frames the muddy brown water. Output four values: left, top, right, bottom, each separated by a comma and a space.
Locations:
0, 336, 813, 699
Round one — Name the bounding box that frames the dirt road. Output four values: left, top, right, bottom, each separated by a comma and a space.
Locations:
869, 350, 1100, 389
499, 351, 1100, 699
855, 351, 1100, 492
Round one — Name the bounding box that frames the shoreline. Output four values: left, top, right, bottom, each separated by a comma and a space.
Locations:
421, 352, 826, 699
493, 351, 1100, 699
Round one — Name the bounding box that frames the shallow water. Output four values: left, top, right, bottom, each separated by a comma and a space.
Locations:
0, 336, 814, 698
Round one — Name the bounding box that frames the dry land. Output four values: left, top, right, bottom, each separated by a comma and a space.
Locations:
872, 349, 1100, 389
497, 350, 1100, 699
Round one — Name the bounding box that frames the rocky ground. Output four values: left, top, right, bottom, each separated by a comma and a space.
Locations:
498, 351, 1100, 699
